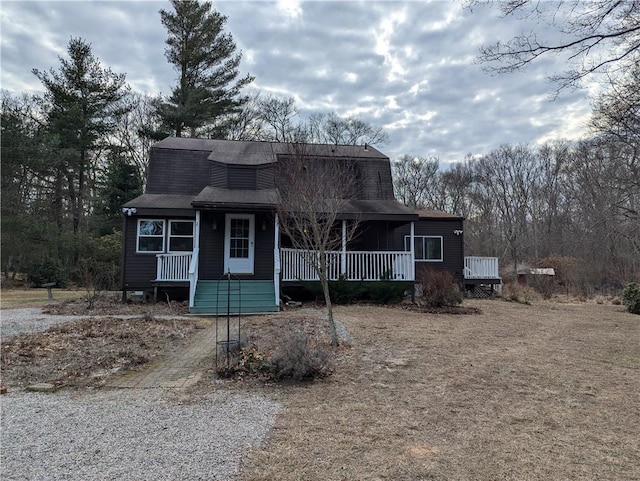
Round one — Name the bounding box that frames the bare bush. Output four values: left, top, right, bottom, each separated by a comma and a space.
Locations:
416, 268, 462, 308
269, 332, 333, 381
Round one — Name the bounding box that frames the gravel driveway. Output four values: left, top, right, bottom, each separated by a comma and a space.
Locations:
1, 308, 282, 481
1, 307, 84, 338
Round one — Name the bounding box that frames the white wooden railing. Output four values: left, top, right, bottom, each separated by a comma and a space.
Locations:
464, 256, 500, 279
281, 248, 413, 281
156, 253, 192, 282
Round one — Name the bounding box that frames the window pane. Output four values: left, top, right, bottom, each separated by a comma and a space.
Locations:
231, 219, 249, 238
139, 220, 163, 236
425, 238, 442, 260
169, 237, 193, 252
138, 237, 163, 252
414, 238, 425, 260
171, 221, 193, 236
230, 238, 249, 258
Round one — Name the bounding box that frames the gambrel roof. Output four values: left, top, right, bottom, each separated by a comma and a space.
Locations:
125, 137, 417, 220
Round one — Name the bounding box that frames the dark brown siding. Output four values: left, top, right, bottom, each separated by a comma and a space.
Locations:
145, 148, 210, 195
254, 212, 275, 279
123, 214, 196, 290
394, 218, 465, 282
257, 164, 275, 189
351, 220, 405, 251
198, 212, 225, 280
227, 166, 257, 190
198, 211, 274, 280
210, 162, 226, 188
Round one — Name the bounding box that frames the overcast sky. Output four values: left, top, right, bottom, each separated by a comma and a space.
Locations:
1, 0, 597, 163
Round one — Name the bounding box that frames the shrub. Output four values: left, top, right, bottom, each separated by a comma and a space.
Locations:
27, 258, 67, 288
621, 282, 640, 314
365, 280, 408, 304
301, 278, 408, 305
416, 268, 462, 308
502, 282, 539, 305
269, 332, 333, 381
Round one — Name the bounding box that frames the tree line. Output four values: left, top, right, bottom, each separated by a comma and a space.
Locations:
394, 0, 640, 292
392, 138, 639, 292
1, 0, 638, 295
0, 0, 387, 288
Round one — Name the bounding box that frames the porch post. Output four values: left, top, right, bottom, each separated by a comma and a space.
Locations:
274, 213, 281, 308
189, 211, 201, 309
410, 221, 415, 281
194, 211, 201, 251
341, 220, 347, 276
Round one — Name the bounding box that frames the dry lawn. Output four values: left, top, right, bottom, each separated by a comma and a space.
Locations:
237, 300, 640, 481
1, 288, 86, 309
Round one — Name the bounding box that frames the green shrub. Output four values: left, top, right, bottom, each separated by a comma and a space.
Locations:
302, 277, 408, 305
416, 268, 462, 307
621, 282, 640, 314
28, 258, 67, 288
365, 280, 408, 304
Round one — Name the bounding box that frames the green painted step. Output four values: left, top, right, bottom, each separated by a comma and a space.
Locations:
191, 280, 278, 315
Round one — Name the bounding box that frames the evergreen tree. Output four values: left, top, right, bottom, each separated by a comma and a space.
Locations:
96, 152, 143, 233
158, 0, 254, 137
33, 37, 131, 265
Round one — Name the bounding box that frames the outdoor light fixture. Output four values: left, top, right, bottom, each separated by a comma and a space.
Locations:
261, 219, 267, 231
212, 219, 218, 230
121, 207, 137, 216
454, 229, 463, 236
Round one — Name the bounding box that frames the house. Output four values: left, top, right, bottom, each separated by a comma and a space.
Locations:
121, 138, 499, 313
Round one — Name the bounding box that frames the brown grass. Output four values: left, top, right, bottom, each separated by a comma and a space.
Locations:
1, 288, 86, 309
236, 300, 640, 481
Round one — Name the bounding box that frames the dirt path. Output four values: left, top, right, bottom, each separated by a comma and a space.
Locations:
238, 300, 640, 481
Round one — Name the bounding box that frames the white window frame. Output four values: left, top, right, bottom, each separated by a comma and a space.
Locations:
405, 235, 443, 262
137, 219, 166, 253
168, 220, 195, 253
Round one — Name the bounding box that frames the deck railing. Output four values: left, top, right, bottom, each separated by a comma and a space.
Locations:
464, 256, 500, 279
156, 253, 192, 282
281, 248, 413, 281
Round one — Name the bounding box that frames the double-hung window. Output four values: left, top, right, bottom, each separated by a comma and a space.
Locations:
137, 220, 165, 253
136, 219, 195, 253
405, 235, 443, 262
168, 220, 194, 252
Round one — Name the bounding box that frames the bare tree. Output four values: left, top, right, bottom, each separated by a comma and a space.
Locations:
391, 154, 439, 209
258, 95, 301, 142
472, 0, 640, 92
306, 112, 389, 146
275, 143, 361, 346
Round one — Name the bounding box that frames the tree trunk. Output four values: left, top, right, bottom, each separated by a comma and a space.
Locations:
320, 274, 339, 347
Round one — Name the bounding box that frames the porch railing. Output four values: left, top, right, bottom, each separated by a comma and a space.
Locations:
156, 253, 192, 282
464, 256, 500, 279
281, 248, 413, 281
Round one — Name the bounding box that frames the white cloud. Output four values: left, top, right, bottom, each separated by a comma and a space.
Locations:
0, 1, 596, 163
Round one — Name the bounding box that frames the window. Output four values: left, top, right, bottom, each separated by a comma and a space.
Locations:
404, 235, 443, 262
229, 218, 250, 258
137, 219, 165, 253
168, 221, 194, 252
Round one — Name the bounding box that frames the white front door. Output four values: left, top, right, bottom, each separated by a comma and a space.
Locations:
224, 214, 255, 274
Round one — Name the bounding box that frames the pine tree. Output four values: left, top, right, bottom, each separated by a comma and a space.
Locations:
158, 0, 254, 137
33, 37, 131, 234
